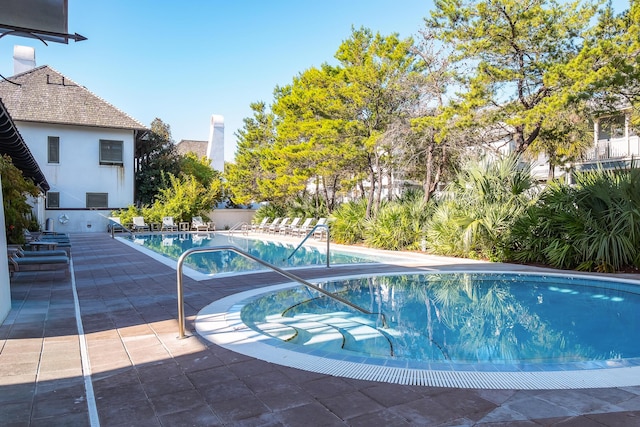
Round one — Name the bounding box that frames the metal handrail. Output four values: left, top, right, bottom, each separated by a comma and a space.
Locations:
176, 245, 386, 338
110, 223, 134, 238
287, 224, 330, 268
228, 221, 249, 234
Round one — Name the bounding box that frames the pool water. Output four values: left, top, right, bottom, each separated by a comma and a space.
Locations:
240, 272, 640, 366
126, 232, 378, 274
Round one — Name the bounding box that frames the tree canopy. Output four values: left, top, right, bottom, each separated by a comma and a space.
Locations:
224, 0, 640, 214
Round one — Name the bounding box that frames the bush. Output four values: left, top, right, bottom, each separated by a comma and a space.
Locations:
1, 156, 41, 244
252, 204, 286, 224
508, 166, 640, 272
329, 199, 368, 244
364, 197, 434, 250
426, 155, 538, 261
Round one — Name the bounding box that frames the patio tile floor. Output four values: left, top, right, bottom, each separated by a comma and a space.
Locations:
2, 233, 640, 426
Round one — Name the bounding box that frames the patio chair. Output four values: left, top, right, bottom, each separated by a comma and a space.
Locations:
312, 218, 328, 239
251, 217, 270, 232
12, 247, 69, 258
107, 217, 125, 233
132, 216, 150, 232
264, 217, 281, 233
270, 217, 290, 234
191, 216, 209, 232
282, 217, 302, 235
161, 216, 179, 231
8, 252, 69, 276
291, 218, 314, 237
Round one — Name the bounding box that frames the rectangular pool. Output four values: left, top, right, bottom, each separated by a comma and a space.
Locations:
122, 232, 385, 277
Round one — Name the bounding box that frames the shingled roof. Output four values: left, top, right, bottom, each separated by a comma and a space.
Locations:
0, 65, 146, 130
176, 139, 208, 158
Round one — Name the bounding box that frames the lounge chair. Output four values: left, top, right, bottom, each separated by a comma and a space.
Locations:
265, 217, 282, 233
12, 247, 68, 258
291, 218, 315, 237
282, 217, 302, 235
270, 217, 290, 234
161, 216, 179, 231
132, 217, 150, 232
191, 216, 210, 231
313, 218, 328, 239
107, 217, 125, 233
251, 217, 270, 232
27, 235, 72, 254
8, 252, 69, 276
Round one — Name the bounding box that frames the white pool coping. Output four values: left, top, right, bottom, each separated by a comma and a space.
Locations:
196, 270, 640, 390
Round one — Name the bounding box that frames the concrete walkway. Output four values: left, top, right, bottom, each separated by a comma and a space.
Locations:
2, 233, 640, 426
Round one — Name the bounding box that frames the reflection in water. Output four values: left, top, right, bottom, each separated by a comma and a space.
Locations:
128, 233, 375, 274
242, 273, 640, 364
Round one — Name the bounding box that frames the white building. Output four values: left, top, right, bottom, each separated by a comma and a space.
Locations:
0, 65, 146, 232
579, 107, 640, 172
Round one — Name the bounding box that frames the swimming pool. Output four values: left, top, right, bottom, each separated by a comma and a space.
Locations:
196, 271, 640, 389
123, 232, 383, 275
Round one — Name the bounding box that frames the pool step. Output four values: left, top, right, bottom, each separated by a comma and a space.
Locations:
251, 322, 297, 341
264, 312, 393, 357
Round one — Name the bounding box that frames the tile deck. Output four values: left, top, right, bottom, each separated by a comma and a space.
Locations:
2, 233, 640, 426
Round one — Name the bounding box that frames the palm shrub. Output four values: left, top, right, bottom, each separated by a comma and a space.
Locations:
252, 203, 286, 224
329, 199, 368, 244
509, 166, 640, 272
364, 196, 434, 250
426, 155, 538, 260
285, 195, 328, 221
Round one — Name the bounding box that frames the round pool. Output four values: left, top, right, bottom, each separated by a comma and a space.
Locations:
196, 271, 640, 389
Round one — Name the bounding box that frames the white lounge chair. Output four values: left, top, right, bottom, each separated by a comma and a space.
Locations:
192, 216, 213, 231
161, 216, 178, 231
271, 217, 290, 234
267, 217, 283, 234
132, 216, 150, 232
107, 217, 125, 233
291, 218, 314, 237
282, 217, 301, 235
313, 218, 328, 239
251, 217, 270, 232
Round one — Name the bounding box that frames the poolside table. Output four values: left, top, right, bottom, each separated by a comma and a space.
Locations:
179, 222, 190, 231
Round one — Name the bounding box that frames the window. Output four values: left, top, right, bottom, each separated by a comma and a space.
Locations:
47, 192, 60, 208
598, 115, 625, 140
48, 136, 59, 163
99, 140, 123, 165
86, 193, 108, 208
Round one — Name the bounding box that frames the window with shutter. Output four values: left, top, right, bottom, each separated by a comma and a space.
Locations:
99, 140, 123, 165
86, 193, 108, 208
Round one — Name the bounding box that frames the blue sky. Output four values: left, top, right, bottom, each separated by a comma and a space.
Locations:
0, 0, 431, 161
0, 0, 631, 162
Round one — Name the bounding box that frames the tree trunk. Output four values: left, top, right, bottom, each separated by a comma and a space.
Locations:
424, 144, 434, 203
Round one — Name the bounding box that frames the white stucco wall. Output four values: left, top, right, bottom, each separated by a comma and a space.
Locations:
209, 209, 256, 230
17, 122, 136, 232
0, 175, 11, 324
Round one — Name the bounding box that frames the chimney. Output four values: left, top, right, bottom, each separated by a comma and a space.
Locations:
206, 114, 225, 172
13, 45, 36, 75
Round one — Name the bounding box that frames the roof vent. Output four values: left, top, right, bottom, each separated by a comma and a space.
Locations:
13, 45, 36, 75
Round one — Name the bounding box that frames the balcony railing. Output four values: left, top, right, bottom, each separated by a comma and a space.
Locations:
584, 136, 640, 161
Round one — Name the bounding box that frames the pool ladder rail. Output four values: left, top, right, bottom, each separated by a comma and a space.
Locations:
176, 245, 388, 339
